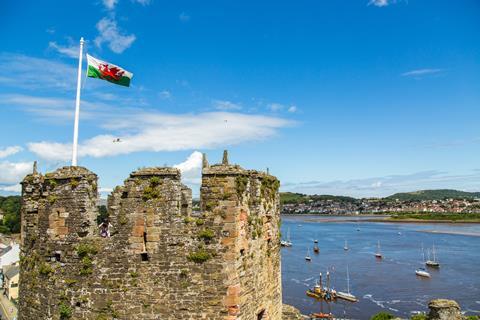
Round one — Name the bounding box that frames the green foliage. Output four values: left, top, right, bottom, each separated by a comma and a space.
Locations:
129, 271, 139, 278
235, 176, 249, 198
466, 316, 480, 320
80, 256, 93, 275
280, 192, 357, 205
59, 302, 72, 319
411, 314, 427, 320
391, 212, 480, 221
370, 312, 394, 320
149, 176, 161, 186
387, 189, 480, 201
47, 195, 57, 205
187, 249, 211, 263
183, 216, 195, 224
47, 179, 58, 188
96, 205, 108, 224
198, 229, 215, 241
142, 185, 160, 201
0, 196, 21, 234
77, 241, 98, 276
69, 178, 79, 189
77, 243, 98, 257
39, 262, 54, 276
195, 218, 205, 226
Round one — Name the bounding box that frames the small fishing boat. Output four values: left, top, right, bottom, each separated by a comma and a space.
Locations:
314, 239, 319, 244
415, 267, 431, 278
309, 312, 333, 319
425, 244, 440, 268
375, 240, 383, 259
305, 248, 312, 261
343, 240, 349, 251
336, 266, 358, 302
313, 243, 320, 253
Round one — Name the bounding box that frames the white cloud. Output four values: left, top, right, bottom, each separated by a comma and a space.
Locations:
0, 161, 33, 185
99, 187, 113, 193
174, 151, 203, 185
0, 53, 76, 90
95, 17, 136, 53
288, 105, 298, 113
268, 103, 284, 112
179, 12, 190, 22
213, 100, 242, 111
401, 69, 443, 77
102, 0, 118, 10
368, 0, 391, 7
0, 146, 23, 159
0, 184, 22, 193
133, 0, 151, 5
48, 41, 79, 58
159, 90, 172, 100
27, 111, 292, 162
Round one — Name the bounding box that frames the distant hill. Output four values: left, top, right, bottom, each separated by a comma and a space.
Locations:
280, 192, 357, 204
281, 189, 480, 204
386, 189, 480, 201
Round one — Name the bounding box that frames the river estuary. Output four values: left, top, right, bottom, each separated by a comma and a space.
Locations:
281, 215, 480, 319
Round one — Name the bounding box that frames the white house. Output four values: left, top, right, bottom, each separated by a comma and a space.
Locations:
0, 243, 20, 269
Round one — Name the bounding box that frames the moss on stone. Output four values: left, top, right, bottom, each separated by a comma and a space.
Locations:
59, 302, 72, 319
195, 218, 205, 226
187, 249, 211, 263
198, 229, 215, 241
235, 176, 249, 198
70, 178, 79, 189
47, 195, 57, 205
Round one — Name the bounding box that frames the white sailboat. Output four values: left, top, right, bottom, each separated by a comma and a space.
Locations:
305, 248, 312, 261
281, 228, 293, 247
375, 240, 383, 259
337, 266, 358, 302
426, 243, 440, 267
344, 240, 349, 251
416, 244, 431, 278
415, 267, 431, 278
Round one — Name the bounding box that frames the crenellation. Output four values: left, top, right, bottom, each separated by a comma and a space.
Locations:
19, 152, 283, 320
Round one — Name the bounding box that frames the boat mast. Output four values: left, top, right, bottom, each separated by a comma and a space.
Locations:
346, 266, 350, 294
319, 272, 323, 288
326, 271, 331, 292
432, 244, 437, 262
422, 243, 425, 263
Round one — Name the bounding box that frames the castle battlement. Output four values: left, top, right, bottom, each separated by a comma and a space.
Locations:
18, 152, 282, 320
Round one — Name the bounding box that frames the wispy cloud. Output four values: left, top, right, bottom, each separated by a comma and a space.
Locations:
102, 0, 118, 10
179, 12, 191, 22
401, 68, 443, 77
288, 105, 298, 113
0, 53, 76, 90
95, 17, 136, 53
283, 170, 480, 198
213, 100, 242, 111
0, 146, 23, 159
133, 0, 151, 6
48, 41, 79, 58
27, 111, 293, 162
159, 90, 172, 100
368, 0, 392, 7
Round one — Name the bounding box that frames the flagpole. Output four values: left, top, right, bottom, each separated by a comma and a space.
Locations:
71, 37, 85, 166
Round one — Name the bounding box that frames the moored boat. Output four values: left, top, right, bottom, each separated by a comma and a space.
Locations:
415, 267, 431, 278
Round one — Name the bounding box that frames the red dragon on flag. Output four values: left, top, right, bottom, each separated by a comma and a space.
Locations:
98, 63, 125, 81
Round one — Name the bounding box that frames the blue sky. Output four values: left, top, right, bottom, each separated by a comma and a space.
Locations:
1, 0, 480, 197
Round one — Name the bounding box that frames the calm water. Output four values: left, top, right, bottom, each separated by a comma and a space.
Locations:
281, 215, 480, 319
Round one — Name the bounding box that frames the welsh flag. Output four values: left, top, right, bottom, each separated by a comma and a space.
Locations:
86, 54, 133, 87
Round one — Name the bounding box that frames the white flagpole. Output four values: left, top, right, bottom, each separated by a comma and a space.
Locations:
71, 37, 85, 166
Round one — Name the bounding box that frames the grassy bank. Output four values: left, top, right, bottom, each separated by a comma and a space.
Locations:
387, 212, 480, 223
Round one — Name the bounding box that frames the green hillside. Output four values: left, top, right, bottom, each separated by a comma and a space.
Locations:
386, 189, 480, 201
280, 192, 357, 204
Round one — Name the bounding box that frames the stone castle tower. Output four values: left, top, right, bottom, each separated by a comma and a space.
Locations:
18, 152, 283, 320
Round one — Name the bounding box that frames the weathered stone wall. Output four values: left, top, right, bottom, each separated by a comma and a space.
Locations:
18, 153, 282, 320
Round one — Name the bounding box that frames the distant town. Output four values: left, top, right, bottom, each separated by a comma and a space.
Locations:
280, 189, 480, 215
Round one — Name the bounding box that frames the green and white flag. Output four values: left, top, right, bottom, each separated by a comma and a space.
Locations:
86, 54, 133, 87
